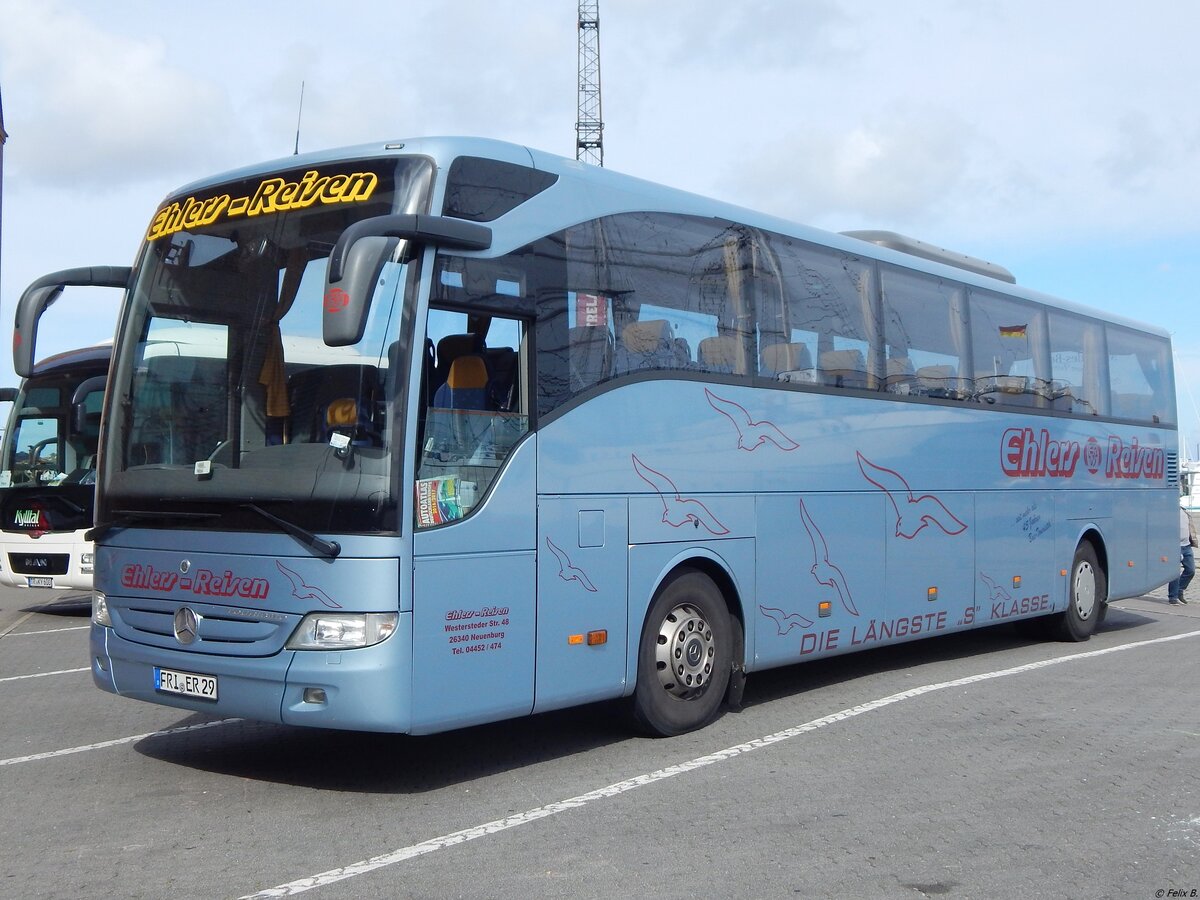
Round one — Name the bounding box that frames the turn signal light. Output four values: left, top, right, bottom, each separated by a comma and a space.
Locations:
818, 601, 832, 617
587, 630, 607, 646
927, 587, 938, 602
568, 634, 584, 645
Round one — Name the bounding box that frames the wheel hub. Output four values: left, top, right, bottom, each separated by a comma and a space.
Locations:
1074, 560, 1096, 620
655, 603, 716, 698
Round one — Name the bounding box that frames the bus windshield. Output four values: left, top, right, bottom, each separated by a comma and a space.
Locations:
98, 156, 434, 535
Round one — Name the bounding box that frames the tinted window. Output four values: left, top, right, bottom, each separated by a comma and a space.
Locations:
1107, 324, 1174, 423
880, 266, 969, 398
442, 157, 558, 222
969, 289, 1049, 408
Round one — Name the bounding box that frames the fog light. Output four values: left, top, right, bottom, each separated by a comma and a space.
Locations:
303, 688, 327, 704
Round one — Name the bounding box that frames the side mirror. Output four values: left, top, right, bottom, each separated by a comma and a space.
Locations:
13, 266, 130, 377
322, 236, 398, 347
70, 375, 108, 433
0, 388, 17, 404
323, 213, 492, 348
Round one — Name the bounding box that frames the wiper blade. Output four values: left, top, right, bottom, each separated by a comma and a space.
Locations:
242, 503, 341, 559
86, 509, 219, 542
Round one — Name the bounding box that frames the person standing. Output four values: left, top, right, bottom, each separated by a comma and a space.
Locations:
1168, 506, 1197, 604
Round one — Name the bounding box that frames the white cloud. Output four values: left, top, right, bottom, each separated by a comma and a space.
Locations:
0, 0, 232, 189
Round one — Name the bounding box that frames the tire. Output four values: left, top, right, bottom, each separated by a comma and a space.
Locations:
631, 568, 733, 737
1052, 541, 1106, 642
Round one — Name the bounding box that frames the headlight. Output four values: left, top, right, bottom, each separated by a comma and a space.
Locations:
92, 591, 112, 627
286, 612, 398, 650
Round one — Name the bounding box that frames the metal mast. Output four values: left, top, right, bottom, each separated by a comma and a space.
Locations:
576, 1, 603, 166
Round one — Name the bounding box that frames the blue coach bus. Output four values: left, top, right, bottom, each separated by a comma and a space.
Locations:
17, 137, 1176, 735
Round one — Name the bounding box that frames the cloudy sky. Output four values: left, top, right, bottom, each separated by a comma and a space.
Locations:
1, 0, 1198, 447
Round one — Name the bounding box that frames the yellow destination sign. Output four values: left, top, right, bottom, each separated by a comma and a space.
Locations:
146, 169, 380, 242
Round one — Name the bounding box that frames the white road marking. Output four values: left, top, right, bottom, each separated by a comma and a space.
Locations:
240, 628, 1200, 899
0, 718, 242, 767
0, 667, 89, 683
1, 625, 90, 637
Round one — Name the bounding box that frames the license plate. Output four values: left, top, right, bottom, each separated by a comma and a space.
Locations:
26, 576, 53, 588
154, 667, 218, 701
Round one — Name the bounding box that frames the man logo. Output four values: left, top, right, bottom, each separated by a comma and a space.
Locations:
173, 607, 200, 645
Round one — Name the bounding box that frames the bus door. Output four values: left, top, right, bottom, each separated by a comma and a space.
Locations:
534, 497, 628, 713
410, 307, 539, 733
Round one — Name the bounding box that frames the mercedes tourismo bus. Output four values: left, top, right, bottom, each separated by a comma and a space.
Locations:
0, 343, 109, 592
18, 137, 1175, 736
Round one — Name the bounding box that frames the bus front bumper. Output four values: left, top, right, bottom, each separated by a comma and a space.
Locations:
91, 614, 413, 732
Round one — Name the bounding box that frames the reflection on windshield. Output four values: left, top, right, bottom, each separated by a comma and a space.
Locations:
101, 157, 434, 535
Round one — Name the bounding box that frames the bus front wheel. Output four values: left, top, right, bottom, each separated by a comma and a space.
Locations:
1054, 541, 1106, 642
632, 568, 733, 737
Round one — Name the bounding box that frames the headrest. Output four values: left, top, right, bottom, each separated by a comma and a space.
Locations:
437, 333, 479, 365
820, 349, 865, 370
916, 364, 957, 379
760, 342, 812, 373
326, 397, 360, 427
698, 336, 737, 368
446, 355, 489, 390
622, 320, 672, 353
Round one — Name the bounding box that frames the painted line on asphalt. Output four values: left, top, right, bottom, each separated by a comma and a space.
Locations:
0, 667, 89, 684
0, 718, 242, 767
240, 627, 1200, 899
2, 625, 90, 637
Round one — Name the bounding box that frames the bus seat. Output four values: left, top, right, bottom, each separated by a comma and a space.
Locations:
915, 364, 963, 399
568, 326, 613, 391
434, 333, 482, 394
433, 355, 490, 411
885, 356, 916, 393
698, 336, 739, 374
289, 364, 382, 445
759, 342, 813, 379
615, 319, 676, 374
820, 349, 868, 389
484, 346, 517, 410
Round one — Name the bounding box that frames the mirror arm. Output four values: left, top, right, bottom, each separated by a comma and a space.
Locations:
328, 214, 491, 283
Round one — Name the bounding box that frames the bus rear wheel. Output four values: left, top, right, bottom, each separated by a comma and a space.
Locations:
1053, 541, 1106, 642
632, 568, 733, 737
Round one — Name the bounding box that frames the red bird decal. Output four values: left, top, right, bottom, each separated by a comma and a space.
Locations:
759, 604, 813, 634
799, 498, 858, 616
856, 451, 968, 539
705, 388, 799, 451
545, 537, 598, 592
631, 454, 730, 535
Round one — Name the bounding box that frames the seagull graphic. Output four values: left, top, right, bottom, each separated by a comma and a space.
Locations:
759, 604, 813, 634
704, 388, 799, 452
631, 454, 730, 535
856, 451, 968, 539
799, 498, 858, 616
978, 571, 1011, 603
276, 561, 342, 609
545, 537, 598, 592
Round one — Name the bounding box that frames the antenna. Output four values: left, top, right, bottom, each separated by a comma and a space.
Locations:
293, 81, 305, 156
576, 1, 603, 166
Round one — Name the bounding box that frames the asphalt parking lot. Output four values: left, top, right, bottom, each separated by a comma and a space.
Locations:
2, 584, 1198, 900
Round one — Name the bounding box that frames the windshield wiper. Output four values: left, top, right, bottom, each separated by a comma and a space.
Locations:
86, 509, 220, 542
242, 503, 341, 559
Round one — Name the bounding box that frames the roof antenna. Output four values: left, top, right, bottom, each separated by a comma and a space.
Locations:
293, 81, 305, 155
